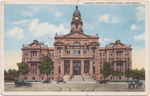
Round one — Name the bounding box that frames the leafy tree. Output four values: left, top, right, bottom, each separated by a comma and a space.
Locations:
112, 71, 123, 82
4, 69, 9, 80
8, 69, 19, 80
125, 70, 132, 84
100, 62, 111, 80
38, 56, 54, 81
138, 68, 145, 80
17, 63, 29, 75
131, 68, 139, 80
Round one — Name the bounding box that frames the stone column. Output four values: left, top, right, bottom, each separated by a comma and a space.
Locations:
89, 46, 91, 56
38, 50, 40, 61
89, 60, 93, 75
96, 46, 99, 57
114, 50, 116, 61
114, 62, 117, 71
70, 60, 73, 74
29, 51, 32, 61
81, 47, 83, 56
62, 46, 65, 56
123, 63, 125, 73
81, 59, 84, 75
71, 47, 73, 56
54, 46, 57, 58
61, 60, 64, 75
28, 63, 31, 74
122, 50, 125, 61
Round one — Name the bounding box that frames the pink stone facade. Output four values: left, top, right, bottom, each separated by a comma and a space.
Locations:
21, 6, 132, 81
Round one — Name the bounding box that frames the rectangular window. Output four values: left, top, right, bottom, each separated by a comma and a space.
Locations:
109, 58, 110, 61
52, 53, 54, 57
35, 68, 37, 74
111, 58, 113, 61
27, 58, 29, 61
75, 24, 78, 29
25, 77, 27, 80
41, 77, 43, 80
93, 49, 95, 53
117, 53, 118, 56
119, 58, 121, 61
24, 58, 26, 62
100, 53, 102, 56
100, 58, 102, 61
93, 62, 95, 64
128, 58, 129, 61
73, 50, 80, 54
93, 67, 95, 73
32, 52, 34, 56
119, 52, 121, 56
117, 58, 118, 61
117, 68, 118, 71
128, 63, 129, 67
32, 68, 34, 74
35, 52, 37, 56
49, 53, 51, 56
35, 58, 37, 61
32, 58, 34, 61
83, 50, 87, 54
32, 77, 35, 80
103, 53, 105, 56
41, 52, 44, 56
58, 67, 61, 73
59, 49, 61, 53
67, 49, 70, 54
103, 58, 105, 61
100, 64, 102, 67
59, 55, 61, 58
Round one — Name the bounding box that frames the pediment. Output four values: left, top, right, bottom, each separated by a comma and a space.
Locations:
63, 32, 90, 39
29, 43, 40, 48
113, 43, 125, 48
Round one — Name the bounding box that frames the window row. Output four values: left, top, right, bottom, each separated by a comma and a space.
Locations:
24, 52, 54, 57
100, 53, 105, 56
29, 76, 54, 80
100, 58, 105, 62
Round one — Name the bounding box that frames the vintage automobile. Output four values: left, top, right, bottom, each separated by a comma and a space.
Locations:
127, 80, 144, 89
14, 79, 32, 87
96, 79, 110, 84
57, 78, 66, 83
42, 80, 51, 84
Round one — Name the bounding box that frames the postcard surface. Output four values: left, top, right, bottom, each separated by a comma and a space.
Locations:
0, 0, 149, 95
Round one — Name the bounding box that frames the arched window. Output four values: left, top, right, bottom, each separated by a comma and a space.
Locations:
67, 43, 70, 46
125, 52, 129, 56
25, 52, 28, 56
73, 42, 80, 46
109, 52, 112, 56
84, 43, 87, 46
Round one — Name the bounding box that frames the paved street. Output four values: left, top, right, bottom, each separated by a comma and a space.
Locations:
4, 82, 144, 92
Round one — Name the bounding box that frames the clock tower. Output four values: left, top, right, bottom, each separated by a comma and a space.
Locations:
70, 5, 83, 33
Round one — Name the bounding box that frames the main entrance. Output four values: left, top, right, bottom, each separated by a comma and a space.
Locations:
73, 61, 81, 75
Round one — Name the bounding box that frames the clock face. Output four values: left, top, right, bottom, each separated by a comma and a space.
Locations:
75, 16, 79, 20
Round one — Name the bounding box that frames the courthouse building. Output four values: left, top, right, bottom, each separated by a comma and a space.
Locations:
21, 6, 132, 81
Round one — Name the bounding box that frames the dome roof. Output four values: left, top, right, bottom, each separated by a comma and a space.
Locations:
73, 5, 81, 15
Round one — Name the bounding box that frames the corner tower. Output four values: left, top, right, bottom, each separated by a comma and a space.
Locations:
70, 5, 83, 33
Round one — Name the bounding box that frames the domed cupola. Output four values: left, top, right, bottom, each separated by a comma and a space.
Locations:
73, 5, 81, 16
70, 5, 83, 33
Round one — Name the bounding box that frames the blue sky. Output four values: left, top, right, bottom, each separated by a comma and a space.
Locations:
4, 4, 145, 70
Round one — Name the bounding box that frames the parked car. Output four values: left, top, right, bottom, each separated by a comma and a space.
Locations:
57, 78, 66, 83
127, 80, 144, 89
42, 80, 51, 84
96, 79, 110, 84
14, 79, 32, 87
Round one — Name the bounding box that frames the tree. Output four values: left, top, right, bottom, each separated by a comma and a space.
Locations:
17, 63, 29, 78
4, 69, 9, 80
125, 70, 132, 84
38, 56, 54, 81
138, 68, 145, 80
112, 71, 123, 82
8, 69, 19, 80
131, 68, 139, 80
100, 62, 111, 80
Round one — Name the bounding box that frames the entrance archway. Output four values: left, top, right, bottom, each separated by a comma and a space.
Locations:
73, 61, 81, 75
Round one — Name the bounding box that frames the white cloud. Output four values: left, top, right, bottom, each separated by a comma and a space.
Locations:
130, 24, 138, 30
99, 14, 110, 23
21, 11, 34, 16
110, 16, 119, 23
99, 38, 106, 47
104, 38, 113, 41
55, 11, 64, 18
133, 33, 145, 41
9, 19, 30, 25
98, 14, 119, 24
28, 18, 70, 36
7, 27, 24, 39
136, 6, 145, 21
